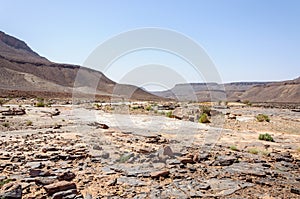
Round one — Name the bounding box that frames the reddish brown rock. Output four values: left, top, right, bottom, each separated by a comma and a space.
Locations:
150, 170, 170, 179
178, 157, 195, 164
43, 181, 76, 195
58, 171, 76, 181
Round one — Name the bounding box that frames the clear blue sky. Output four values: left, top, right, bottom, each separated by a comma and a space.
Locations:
1, 0, 299, 86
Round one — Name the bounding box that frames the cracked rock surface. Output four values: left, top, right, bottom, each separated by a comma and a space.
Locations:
0, 104, 300, 198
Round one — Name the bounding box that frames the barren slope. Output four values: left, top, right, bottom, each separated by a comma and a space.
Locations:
152, 79, 300, 103
0, 31, 162, 101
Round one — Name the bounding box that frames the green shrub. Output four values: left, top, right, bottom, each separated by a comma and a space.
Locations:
26, 121, 33, 126
0, 179, 12, 188
0, 98, 6, 106
2, 122, 9, 128
165, 111, 172, 118
36, 101, 45, 107
145, 105, 152, 111
37, 97, 44, 102
256, 114, 270, 122
118, 153, 133, 163
243, 100, 252, 106
261, 150, 270, 156
131, 106, 140, 110
248, 148, 259, 154
259, 133, 274, 142
199, 113, 210, 123
230, 145, 238, 151
200, 106, 211, 116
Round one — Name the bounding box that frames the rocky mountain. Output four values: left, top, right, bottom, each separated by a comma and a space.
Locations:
0, 31, 162, 101
237, 77, 300, 103
153, 79, 300, 103
1, 31, 298, 103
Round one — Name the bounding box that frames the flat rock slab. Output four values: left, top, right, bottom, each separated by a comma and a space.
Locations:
0, 182, 22, 199
205, 178, 254, 197
117, 177, 147, 187
44, 181, 76, 195
224, 162, 268, 177
212, 155, 237, 166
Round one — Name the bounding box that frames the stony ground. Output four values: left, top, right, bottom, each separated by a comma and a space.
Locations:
0, 103, 300, 198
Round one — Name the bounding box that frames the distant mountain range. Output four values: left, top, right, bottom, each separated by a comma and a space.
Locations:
152, 78, 300, 103
0, 30, 299, 103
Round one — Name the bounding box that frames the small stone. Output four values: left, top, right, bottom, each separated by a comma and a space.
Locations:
107, 178, 117, 186
150, 170, 170, 179
52, 189, 77, 199
58, 171, 76, 181
291, 188, 300, 195
227, 114, 237, 120
35, 177, 57, 185
193, 153, 209, 162
197, 183, 211, 190
25, 162, 44, 169
166, 159, 181, 165
212, 156, 237, 166
101, 152, 110, 159
178, 157, 194, 164
84, 193, 93, 199
29, 169, 50, 177
92, 145, 102, 150
163, 146, 174, 157
97, 123, 109, 129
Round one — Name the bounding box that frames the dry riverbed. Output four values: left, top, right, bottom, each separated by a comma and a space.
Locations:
0, 103, 300, 198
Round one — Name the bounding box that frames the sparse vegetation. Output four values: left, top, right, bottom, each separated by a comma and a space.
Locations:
131, 105, 141, 110
296, 147, 300, 153
2, 122, 9, 128
199, 113, 210, 123
218, 101, 228, 106
35, 97, 46, 107
248, 148, 270, 156
248, 148, 259, 154
261, 150, 270, 156
0, 179, 12, 188
259, 133, 274, 142
230, 145, 238, 151
200, 106, 211, 116
36, 101, 45, 107
0, 98, 6, 106
256, 114, 270, 122
145, 105, 152, 111
118, 153, 133, 163
243, 100, 252, 106
26, 120, 33, 126
166, 111, 172, 118
94, 103, 101, 109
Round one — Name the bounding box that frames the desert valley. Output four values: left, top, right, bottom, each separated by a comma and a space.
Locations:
0, 30, 299, 199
